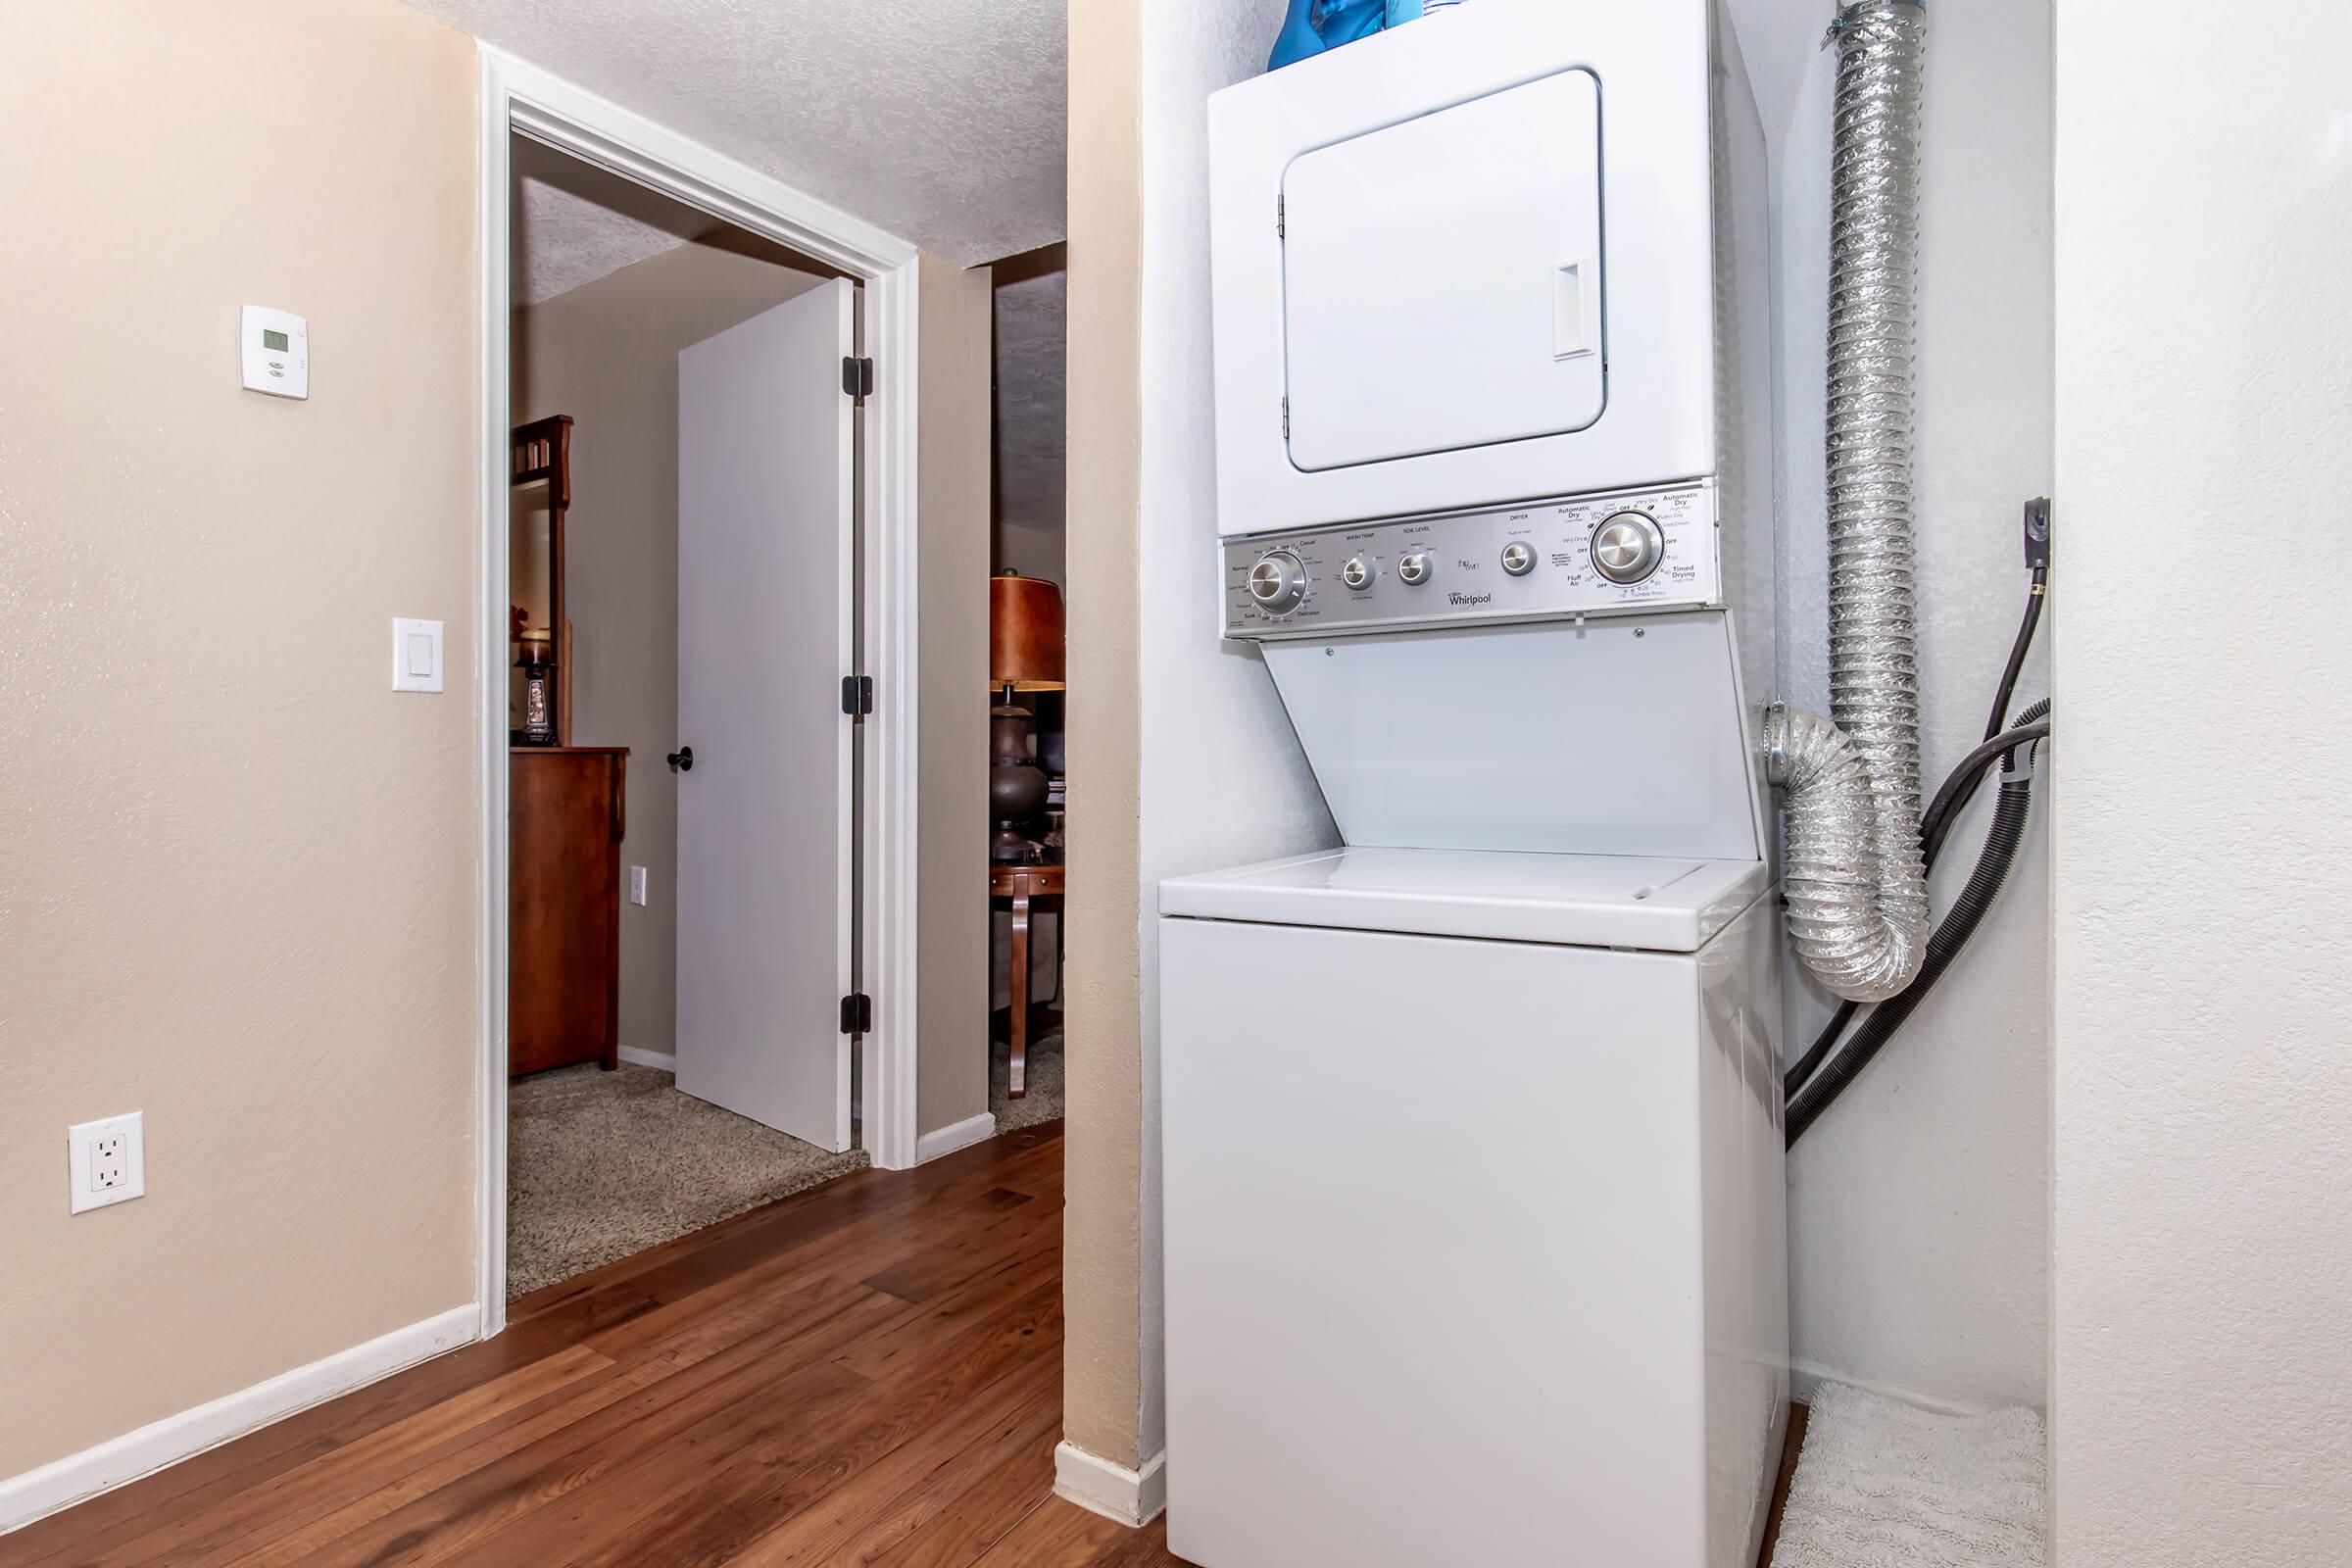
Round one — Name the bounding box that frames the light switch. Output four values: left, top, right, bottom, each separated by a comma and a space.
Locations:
392, 618, 444, 693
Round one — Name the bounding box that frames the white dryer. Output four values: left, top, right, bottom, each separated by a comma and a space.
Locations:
1205, 0, 1773, 537
1161, 1, 1788, 1565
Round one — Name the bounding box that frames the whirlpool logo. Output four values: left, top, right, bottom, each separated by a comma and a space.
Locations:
1446, 592, 1494, 608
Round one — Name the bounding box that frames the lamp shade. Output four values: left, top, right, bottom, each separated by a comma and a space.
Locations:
990, 572, 1066, 691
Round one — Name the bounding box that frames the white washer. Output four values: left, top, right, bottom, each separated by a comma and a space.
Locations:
1165, 1, 1787, 1561
1160, 848, 1788, 1568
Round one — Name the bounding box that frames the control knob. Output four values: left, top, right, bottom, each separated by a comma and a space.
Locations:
1246, 550, 1309, 614
1341, 555, 1377, 592
1591, 512, 1665, 585
1396, 552, 1434, 586
1499, 541, 1537, 577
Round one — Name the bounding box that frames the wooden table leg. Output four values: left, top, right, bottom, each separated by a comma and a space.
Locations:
1008, 886, 1031, 1100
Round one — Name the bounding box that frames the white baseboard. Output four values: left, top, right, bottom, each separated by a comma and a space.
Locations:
914, 1111, 998, 1165
1054, 1441, 1167, 1528
616, 1045, 676, 1072
0, 1304, 476, 1537
1789, 1357, 1995, 1418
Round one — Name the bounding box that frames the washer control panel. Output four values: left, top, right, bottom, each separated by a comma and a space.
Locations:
1220, 483, 1718, 638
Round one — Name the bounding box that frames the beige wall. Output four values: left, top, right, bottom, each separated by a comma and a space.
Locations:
1060, 0, 1149, 1470
2049, 1, 2352, 1557
915, 255, 997, 1137
1062, 0, 1341, 1485
512, 241, 826, 1055
0, 0, 478, 1482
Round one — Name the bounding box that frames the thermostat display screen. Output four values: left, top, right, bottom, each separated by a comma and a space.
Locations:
262, 328, 289, 351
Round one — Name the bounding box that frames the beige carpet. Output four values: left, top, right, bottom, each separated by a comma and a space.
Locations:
508, 1062, 867, 1298
992, 1026, 1064, 1132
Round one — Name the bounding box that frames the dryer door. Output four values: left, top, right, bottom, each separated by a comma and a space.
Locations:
1281, 69, 1605, 474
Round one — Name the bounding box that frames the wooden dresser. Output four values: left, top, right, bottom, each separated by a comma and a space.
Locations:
511, 747, 628, 1076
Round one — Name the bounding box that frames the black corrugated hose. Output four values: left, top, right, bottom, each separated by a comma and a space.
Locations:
1780, 562, 2048, 1100
1785, 718, 2044, 1145
1783, 500, 2053, 1146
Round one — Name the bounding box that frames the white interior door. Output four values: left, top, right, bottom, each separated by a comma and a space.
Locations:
675, 279, 857, 1152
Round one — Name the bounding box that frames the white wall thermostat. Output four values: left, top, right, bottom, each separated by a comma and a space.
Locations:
240, 305, 309, 399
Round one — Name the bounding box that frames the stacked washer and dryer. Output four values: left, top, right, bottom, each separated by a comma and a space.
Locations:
1159, 3, 1791, 1565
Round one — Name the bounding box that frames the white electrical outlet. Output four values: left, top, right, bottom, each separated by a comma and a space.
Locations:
629, 865, 649, 906
69, 1112, 146, 1214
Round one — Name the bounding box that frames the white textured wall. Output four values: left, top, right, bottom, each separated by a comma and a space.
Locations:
2049, 3, 2352, 1558
1729, 0, 2055, 1412
1133, 0, 1339, 1465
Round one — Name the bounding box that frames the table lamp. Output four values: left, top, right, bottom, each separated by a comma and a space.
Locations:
990, 571, 1065, 863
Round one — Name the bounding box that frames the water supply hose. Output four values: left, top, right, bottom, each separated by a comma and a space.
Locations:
1785, 517, 2051, 1101
1779, 710, 2048, 1104
1787, 715, 2046, 1144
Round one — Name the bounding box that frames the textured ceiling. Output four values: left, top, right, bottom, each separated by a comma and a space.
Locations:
415, 0, 1067, 266
994, 268, 1065, 532
512, 139, 701, 305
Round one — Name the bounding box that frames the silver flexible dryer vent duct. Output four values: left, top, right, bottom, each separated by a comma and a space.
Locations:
1768, 0, 1930, 1004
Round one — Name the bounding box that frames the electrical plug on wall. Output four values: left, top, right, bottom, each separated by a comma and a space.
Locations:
69, 1112, 145, 1214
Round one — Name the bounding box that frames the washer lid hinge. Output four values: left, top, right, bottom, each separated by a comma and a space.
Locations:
841, 673, 874, 716
839, 992, 872, 1035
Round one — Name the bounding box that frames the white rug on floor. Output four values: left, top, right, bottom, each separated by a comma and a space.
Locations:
1775, 1382, 2046, 1568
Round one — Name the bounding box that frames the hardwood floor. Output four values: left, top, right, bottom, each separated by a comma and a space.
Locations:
5, 1119, 1807, 1568
1, 1122, 1183, 1568
1756, 1401, 1809, 1567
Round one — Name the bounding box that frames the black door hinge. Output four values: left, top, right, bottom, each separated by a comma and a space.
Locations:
841, 674, 874, 716
839, 992, 873, 1035
842, 356, 875, 403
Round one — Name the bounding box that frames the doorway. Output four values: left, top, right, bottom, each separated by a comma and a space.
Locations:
502, 139, 869, 1299
475, 54, 926, 1336
988, 243, 1070, 1134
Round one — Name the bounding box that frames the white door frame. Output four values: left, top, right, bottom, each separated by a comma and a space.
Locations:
473, 48, 924, 1340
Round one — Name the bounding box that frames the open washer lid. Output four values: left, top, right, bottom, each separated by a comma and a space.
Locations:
1158, 847, 1766, 954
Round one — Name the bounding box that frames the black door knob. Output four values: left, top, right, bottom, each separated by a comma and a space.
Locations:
667, 746, 694, 772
